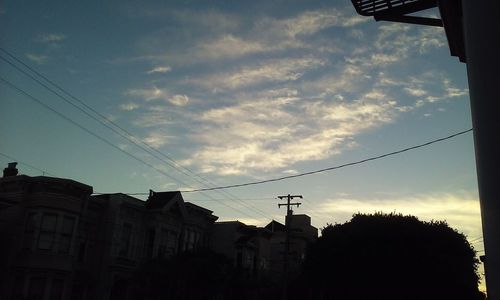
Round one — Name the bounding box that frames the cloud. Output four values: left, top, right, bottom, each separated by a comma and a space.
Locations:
147, 66, 172, 74
26, 53, 48, 64
134, 33, 288, 66
143, 131, 174, 148
404, 87, 427, 97
197, 34, 269, 60
119, 102, 140, 111
119, 4, 466, 179
367, 23, 446, 66
376, 72, 467, 110
301, 63, 365, 95
126, 86, 168, 101
36, 33, 66, 43
133, 112, 175, 128
131, 8, 366, 66
174, 22, 454, 176
443, 79, 468, 98
189, 57, 325, 90
169, 94, 189, 106
259, 9, 367, 39
184, 88, 399, 175
370, 53, 402, 66
423, 77, 468, 103
126, 86, 190, 106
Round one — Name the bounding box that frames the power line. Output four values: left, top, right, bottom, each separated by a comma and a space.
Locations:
0, 76, 181, 185
0, 52, 195, 181
0, 49, 473, 216
180, 128, 473, 192
0, 158, 271, 220
0, 152, 56, 176
92, 192, 276, 202
92, 190, 330, 224
0, 48, 273, 220
90, 128, 474, 198
0, 76, 259, 220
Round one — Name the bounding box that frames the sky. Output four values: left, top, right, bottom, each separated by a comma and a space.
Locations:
0, 0, 484, 285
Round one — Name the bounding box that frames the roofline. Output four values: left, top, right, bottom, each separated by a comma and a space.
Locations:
91, 192, 144, 204
1, 174, 93, 192
185, 201, 214, 214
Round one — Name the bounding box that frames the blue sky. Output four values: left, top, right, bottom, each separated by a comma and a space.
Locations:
0, 0, 483, 279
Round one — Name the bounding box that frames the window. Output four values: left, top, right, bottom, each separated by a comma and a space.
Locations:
195, 232, 201, 248
144, 228, 155, 259
23, 212, 37, 250
119, 223, 132, 257
188, 230, 196, 250
38, 214, 57, 250
168, 232, 178, 255
158, 229, 169, 258
58, 216, 75, 253
183, 229, 196, 251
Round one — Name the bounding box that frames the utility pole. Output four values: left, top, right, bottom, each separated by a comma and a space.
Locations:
277, 194, 302, 300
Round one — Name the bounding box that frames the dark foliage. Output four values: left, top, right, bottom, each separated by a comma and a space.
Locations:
296, 212, 485, 300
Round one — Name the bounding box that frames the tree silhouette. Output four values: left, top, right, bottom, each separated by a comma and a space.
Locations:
296, 212, 485, 300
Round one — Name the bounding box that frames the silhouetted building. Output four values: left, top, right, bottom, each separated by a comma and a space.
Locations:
87, 191, 218, 299
0, 163, 93, 300
210, 221, 272, 277
210, 215, 317, 280
265, 214, 318, 277
0, 162, 316, 298
0, 164, 218, 300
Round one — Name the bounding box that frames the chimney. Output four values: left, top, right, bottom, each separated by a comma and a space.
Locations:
3, 162, 19, 177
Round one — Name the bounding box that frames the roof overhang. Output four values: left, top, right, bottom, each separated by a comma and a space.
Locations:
351, 0, 466, 62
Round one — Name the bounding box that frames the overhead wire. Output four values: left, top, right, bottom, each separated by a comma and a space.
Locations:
0, 48, 273, 220
0, 152, 57, 177
91, 125, 474, 224
92, 192, 277, 202
0, 48, 474, 221
180, 128, 474, 192
74, 125, 474, 222
0, 76, 258, 220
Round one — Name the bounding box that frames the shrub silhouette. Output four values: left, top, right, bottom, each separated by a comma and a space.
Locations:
297, 212, 485, 300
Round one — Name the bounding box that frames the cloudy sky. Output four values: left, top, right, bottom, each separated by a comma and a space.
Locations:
0, 0, 483, 282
